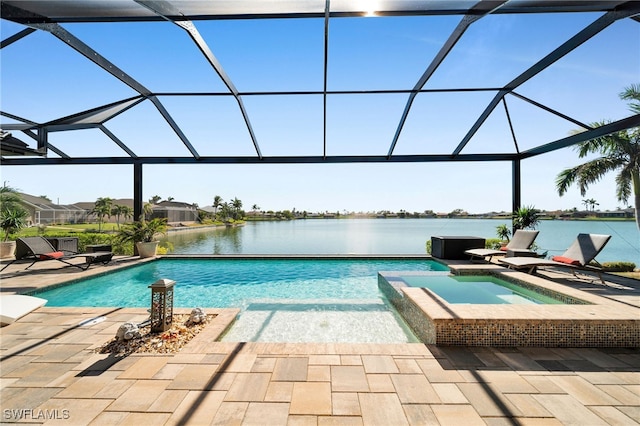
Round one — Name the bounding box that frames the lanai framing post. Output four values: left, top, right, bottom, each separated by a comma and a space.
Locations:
512, 159, 521, 233
134, 163, 143, 221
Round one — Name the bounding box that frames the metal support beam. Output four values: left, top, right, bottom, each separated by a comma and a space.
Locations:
28, 21, 200, 159
323, 0, 330, 159
133, 163, 143, 221
135, 0, 260, 158
512, 158, 521, 234
521, 114, 640, 158
387, 0, 507, 158
1, 27, 36, 49
452, 5, 640, 156
2, 153, 518, 166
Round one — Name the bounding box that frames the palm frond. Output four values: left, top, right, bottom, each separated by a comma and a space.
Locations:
572, 158, 622, 196
616, 167, 633, 203
555, 167, 580, 196
619, 83, 640, 114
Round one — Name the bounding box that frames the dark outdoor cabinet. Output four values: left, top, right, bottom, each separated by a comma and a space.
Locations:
431, 236, 485, 260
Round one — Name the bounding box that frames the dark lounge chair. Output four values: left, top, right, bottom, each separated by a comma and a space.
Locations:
464, 230, 540, 262
499, 233, 611, 283
0, 237, 113, 272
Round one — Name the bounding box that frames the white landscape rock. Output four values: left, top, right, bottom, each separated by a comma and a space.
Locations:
116, 322, 141, 341
189, 307, 206, 323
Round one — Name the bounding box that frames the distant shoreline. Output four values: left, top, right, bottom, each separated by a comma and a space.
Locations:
244, 215, 635, 222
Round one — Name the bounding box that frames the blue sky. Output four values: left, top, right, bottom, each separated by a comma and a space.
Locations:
1, 10, 638, 213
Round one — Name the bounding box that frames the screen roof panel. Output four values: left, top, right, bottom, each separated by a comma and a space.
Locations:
1, 0, 638, 164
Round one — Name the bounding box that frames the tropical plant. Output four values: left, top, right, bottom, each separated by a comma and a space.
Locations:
556, 83, 640, 230
0, 185, 22, 211
496, 224, 511, 242
91, 197, 113, 232
513, 205, 540, 230
149, 195, 162, 204
0, 207, 28, 242
0, 185, 28, 241
117, 217, 168, 244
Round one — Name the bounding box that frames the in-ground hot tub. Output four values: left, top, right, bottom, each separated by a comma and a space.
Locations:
378, 270, 639, 347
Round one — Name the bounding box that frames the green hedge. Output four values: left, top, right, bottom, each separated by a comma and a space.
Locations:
602, 261, 636, 272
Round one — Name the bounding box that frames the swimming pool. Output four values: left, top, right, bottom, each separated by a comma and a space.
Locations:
378, 271, 613, 346
400, 274, 566, 304
35, 257, 448, 307
33, 257, 448, 343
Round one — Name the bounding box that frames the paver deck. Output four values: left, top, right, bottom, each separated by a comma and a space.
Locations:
1, 256, 638, 425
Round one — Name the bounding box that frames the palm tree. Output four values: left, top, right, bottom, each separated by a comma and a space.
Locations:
149, 195, 162, 204
212, 195, 223, 218
231, 197, 243, 220
582, 198, 599, 212
91, 197, 113, 232
122, 205, 134, 223
219, 202, 232, 221
111, 204, 133, 229
556, 84, 640, 230
142, 202, 154, 220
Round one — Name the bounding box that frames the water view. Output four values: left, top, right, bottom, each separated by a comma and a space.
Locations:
165, 218, 640, 265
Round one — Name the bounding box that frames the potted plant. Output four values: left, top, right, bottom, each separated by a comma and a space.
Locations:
495, 224, 511, 249
513, 205, 540, 230
0, 186, 28, 259
117, 217, 168, 258
0, 208, 28, 259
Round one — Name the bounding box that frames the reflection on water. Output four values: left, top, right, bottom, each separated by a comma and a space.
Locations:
164, 219, 640, 264
165, 226, 243, 254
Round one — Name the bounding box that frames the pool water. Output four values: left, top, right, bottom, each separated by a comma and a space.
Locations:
34, 258, 447, 343
401, 275, 565, 304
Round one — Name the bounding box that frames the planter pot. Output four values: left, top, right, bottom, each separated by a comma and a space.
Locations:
136, 241, 159, 258
0, 241, 17, 259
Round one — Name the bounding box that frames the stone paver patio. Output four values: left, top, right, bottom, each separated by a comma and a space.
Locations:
1, 256, 638, 425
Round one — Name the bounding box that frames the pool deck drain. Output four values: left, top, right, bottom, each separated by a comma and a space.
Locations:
1, 255, 639, 425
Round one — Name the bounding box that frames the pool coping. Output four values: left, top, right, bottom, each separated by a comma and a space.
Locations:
379, 266, 639, 347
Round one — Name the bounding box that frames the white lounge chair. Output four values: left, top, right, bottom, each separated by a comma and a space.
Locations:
499, 233, 611, 283
465, 230, 539, 262
0, 294, 47, 325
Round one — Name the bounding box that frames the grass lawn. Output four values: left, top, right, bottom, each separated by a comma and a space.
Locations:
615, 271, 640, 280
19, 223, 120, 236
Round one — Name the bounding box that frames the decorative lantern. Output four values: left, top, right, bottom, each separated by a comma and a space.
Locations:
149, 278, 175, 332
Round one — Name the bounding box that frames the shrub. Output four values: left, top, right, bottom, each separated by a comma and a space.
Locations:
602, 261, 636, 272
485, 238, 502, 249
